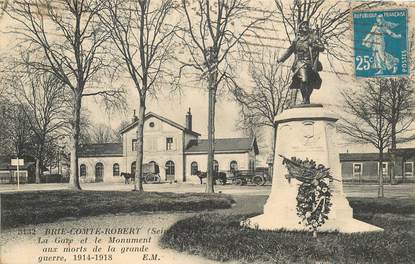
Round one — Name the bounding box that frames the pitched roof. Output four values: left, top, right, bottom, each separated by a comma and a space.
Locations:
120, 112, 201, 136
339, 153, 390, 162
78, 143, 123, 157
185, 137, 259, 154
340, 147, 415, 162
389, 148, 415, 156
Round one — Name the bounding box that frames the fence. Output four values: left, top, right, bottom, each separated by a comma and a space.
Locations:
0, 171, 28, 184
0, 171, 11, 184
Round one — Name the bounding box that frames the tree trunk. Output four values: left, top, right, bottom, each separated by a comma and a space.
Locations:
69, 92, 82, 190
58, 149, 61, 175
390, 125, 397, 185
377, 82, 384, 197
206, 84, 215, 193
378, 150, 384, 198
35, 158, 40, 184
36, 144, 45, 184
133, 101, 145, 192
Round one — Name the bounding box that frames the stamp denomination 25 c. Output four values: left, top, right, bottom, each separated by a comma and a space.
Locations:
353, 9, 409, 78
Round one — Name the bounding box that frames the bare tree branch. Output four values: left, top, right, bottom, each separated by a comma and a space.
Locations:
99, 0, 177, 191
6, 0, 123, 190
178, 0, 268, 193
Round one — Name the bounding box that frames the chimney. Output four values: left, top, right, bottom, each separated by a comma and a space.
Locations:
186, 108, 192, 131
132, 109, 138, 123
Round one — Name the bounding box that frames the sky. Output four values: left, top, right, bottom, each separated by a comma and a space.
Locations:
1, 0, 415, 165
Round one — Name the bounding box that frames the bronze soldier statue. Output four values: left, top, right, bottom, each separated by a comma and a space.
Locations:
277, 21, 325, 104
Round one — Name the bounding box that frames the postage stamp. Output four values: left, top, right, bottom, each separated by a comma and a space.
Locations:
353, 9, 409, 78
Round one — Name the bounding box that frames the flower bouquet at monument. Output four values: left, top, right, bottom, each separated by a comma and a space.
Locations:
280, 155, 336, 237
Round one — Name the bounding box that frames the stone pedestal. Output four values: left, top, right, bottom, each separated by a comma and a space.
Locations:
244, 105, 382, 233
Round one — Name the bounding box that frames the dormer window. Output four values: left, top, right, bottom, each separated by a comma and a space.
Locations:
166, 137, 174, 150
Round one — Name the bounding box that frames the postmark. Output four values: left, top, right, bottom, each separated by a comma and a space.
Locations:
353, 9, 409, 78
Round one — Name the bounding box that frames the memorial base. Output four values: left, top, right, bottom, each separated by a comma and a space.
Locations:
243, 105, 383, 233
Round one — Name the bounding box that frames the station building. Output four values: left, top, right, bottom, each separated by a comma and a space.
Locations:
78, 109, 259, 183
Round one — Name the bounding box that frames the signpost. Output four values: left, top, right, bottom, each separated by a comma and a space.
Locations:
11, 158, 24, 190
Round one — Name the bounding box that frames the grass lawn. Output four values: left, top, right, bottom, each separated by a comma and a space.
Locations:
0, 190, 235, 229
160, 197, 415, 264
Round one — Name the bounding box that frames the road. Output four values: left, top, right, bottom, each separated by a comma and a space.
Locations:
0, 182, 414, 198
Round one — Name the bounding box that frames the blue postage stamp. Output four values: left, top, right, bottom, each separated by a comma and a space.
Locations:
353, 9, 409, 78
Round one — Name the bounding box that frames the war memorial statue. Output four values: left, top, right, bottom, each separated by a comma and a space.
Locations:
277, 21, 324, 104
243, 20, 382, 234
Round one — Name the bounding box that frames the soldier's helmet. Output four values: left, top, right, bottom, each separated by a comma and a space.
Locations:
298, 21, 310, 34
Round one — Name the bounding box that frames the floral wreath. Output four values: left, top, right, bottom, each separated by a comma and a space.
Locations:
280, 155, 334, 234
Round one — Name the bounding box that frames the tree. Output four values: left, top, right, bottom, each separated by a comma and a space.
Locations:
386, 30, 415, 183
89, 123, 117, 144
382, 78, 415, 183
7, 0, 123, 190
114, 120, 131, 143
0, 100, 33, 158
7, 70, 68, 183
42, 138, 64, 173
339, 79, 392, 197
231, 51, 293, 173
178, 0, 267, 193
99, 0, 177, 191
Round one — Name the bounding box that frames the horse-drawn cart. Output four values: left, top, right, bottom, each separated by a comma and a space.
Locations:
227, 170, 267, 186
195, 170, 227, 185
195, 169, 267, 186
142, 163, 161, 183
121, 162, 161, 184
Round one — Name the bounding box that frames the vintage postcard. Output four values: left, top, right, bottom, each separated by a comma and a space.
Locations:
0, 0, 414, 264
